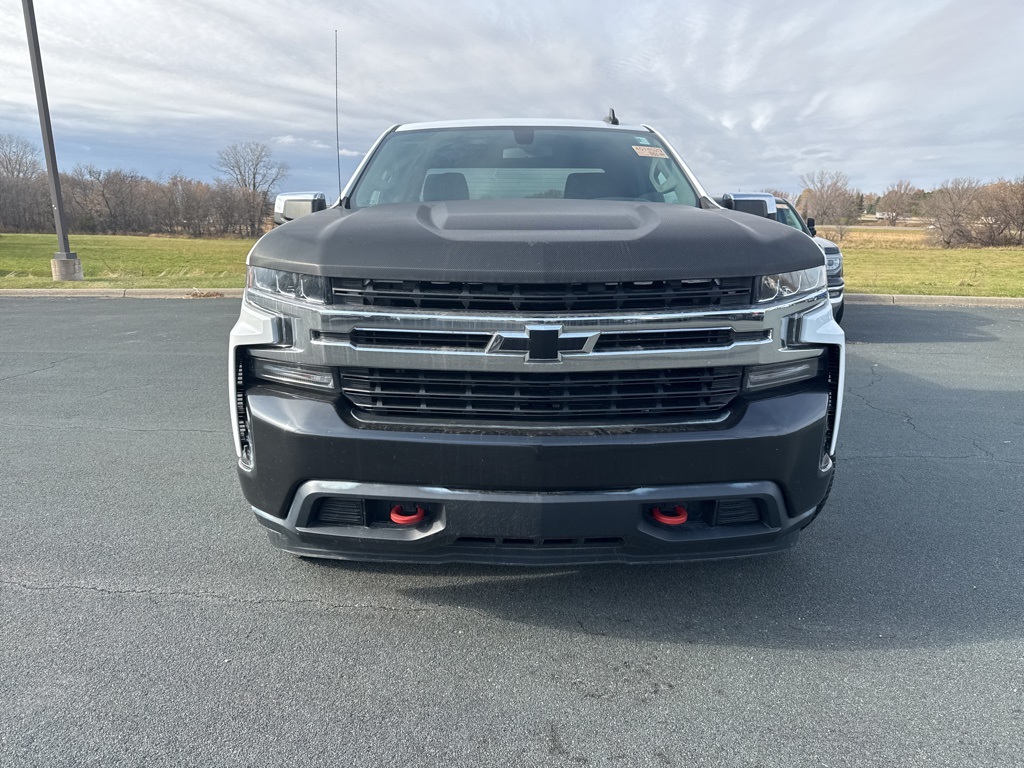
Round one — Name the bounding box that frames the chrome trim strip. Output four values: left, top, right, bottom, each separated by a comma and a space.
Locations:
245, 290, 830, 373
266, 288, 828, 327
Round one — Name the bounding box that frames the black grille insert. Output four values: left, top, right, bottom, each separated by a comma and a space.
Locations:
594, 328, 767, 352
339, 366, 743, 421
714, 498, 762, 525
311, 498, 366, 526
347, 329, 492, 350
331, 277, 754, 312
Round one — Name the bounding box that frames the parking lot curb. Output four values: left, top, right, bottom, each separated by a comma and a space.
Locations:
846, 293, 1024, 308
0, 288, 244, 299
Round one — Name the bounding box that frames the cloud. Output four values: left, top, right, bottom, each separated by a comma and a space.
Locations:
274, 135, 330, 150
1, 0, 1022, 194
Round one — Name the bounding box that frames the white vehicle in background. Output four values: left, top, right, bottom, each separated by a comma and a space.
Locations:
717, 193, 845, 323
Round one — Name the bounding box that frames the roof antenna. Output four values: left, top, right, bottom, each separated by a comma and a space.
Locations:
603, 108, 619, 126
335, 29, 342, 200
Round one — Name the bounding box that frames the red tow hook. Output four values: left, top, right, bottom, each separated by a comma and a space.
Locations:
389, 504, 426, 526
652, 505, 688, 526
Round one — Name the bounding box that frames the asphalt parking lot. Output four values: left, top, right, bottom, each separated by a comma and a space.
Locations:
1, 298, 1022, 767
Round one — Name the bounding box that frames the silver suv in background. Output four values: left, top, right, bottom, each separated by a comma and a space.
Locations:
718, 193, 845, 323
776, 198, 844, 323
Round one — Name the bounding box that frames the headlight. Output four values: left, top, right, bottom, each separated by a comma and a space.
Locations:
757, 266, 827, 303
247, 266, 328, 304
820, 245, 842, 274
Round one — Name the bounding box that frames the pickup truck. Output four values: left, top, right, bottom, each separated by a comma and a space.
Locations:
230, 117, 844, 564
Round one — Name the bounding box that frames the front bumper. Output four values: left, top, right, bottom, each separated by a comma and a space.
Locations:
239, 385, 833, 564
230, 292, 844, 565
255, 480, 821, 565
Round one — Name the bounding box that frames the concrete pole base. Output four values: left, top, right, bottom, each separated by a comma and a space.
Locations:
51, 254, 83, 282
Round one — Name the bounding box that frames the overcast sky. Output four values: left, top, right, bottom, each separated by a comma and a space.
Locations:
2, 0, 1022, 197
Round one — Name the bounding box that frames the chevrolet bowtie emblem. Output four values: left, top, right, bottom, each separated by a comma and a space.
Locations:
489, 326, 599, 362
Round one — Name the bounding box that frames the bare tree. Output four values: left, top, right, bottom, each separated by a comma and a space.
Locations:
761, 188, 796, 203
163, 175, 215, 236
0, 134, 47, 232
799, 171, 851, 223
985, 176, 1024, 246
0, 134, 43, 178
798, 169, 862, 240
926, 177, 981, 247
997, 176, 1024, 245
800, 171, 863, 241
971, 178, 1024, 246
99, 169, 149, 233
213, 141, 288, 237
209, 181, 251, 237
877, 180, 918, 226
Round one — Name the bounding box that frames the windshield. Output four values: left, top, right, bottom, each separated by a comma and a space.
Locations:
775, 200, 810, 234
351, 127, 699, 208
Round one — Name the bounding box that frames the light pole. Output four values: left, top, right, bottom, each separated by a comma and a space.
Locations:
22, 0, 82, 281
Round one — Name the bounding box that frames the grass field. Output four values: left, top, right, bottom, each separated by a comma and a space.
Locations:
0, 233, 254, 289
2, 229, 1023, 296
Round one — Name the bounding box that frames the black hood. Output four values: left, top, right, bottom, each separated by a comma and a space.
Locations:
250, 199, 824, 282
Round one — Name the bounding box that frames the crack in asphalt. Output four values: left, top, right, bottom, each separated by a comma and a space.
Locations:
0, 353, 88, 383
846, 364, 931, 436
0, 578, 444, 614
971, 440, 1024, 466
844, 362, 1021, 465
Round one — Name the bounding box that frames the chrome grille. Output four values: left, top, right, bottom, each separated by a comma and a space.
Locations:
316, 327, 768, 353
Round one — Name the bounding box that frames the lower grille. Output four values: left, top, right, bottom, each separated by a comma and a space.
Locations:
339, 366, 743, 421
311, 498, 366, 526
714, 498, 762, 525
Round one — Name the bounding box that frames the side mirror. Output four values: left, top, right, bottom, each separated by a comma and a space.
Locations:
274, 192, 327, 225
806, 217, 817, 237
721, 193, 777, 220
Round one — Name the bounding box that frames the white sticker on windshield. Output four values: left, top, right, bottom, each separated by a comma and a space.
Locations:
634, 136, 651, 145
633, 146, 668, 158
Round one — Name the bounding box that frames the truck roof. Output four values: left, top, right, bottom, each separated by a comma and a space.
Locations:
395, 118, 651, 132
